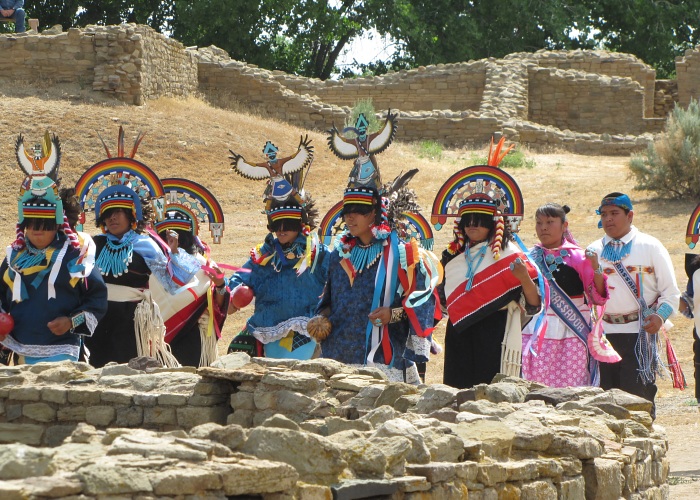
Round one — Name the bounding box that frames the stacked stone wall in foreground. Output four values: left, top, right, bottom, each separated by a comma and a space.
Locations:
0, 357, 669, 499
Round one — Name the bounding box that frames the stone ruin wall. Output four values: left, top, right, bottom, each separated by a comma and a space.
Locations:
0, 25, 196, 105
0, 358, 670, 499
2, 23, 700, 154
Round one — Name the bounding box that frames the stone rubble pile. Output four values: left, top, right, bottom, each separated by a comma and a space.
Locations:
0, 356, 669, 499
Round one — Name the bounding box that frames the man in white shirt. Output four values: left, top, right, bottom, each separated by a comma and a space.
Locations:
587, 192, 680, 418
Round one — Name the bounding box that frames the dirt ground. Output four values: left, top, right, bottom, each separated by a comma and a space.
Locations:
0, 89, 698, 496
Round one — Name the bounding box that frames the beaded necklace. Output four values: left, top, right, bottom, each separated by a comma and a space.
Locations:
348, 239, 383, 272
13, 240, 49, 270
464, 243, 488, 291
601, 238, 632, 263
96, 231, 136, 277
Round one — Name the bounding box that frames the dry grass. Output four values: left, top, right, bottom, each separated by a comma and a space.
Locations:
0, 93, 696, 402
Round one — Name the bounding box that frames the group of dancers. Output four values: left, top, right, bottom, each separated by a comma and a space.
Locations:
0, 112, 694, 417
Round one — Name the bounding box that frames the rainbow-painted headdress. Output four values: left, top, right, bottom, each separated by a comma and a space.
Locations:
458, 193, 499, 217
76, 127, 165, 224
686, 202, 700, 249
432, 137, 522, 258
94, 185, 142, 220
157, 178, 225, 244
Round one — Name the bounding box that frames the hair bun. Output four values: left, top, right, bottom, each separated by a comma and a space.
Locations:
562, 205, 571, 214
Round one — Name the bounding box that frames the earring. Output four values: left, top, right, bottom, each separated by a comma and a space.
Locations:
131, 220, 138, 230
101, 224, 107, 234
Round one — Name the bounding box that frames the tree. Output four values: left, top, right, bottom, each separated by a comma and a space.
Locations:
578, 0, 700, 78
170, 0, 382, 80
373, 0, 591, 69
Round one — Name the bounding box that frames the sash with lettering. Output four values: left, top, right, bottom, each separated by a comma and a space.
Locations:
530, 247, 599, 384
445, 242, 538, 331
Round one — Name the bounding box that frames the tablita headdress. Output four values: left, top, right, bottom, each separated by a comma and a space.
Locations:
230, 134, 318, 232
75, 127, 166, 228
328, 110, 398, 192
156, 178, 225, 249
13, 132, 80, 251
230, 134, 314, 213
431, 136, 522, 259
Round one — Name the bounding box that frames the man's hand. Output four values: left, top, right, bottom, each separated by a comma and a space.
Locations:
0, 9, 15, 18
643, 313, 663, 335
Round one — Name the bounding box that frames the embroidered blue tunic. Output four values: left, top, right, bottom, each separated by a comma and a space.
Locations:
318, 235, 436, 384
0, 233, 108, 361
227, 233, 330, 359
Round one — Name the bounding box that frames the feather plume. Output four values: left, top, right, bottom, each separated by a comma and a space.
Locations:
487, 136, 514, 167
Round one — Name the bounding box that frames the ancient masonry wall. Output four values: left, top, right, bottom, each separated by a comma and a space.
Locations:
676, 47, 700, 109
2, 24, 700, 154
0, 25, 197, 105
0, 359, 670, 499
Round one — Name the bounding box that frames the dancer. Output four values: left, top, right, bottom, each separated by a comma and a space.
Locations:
227, 136, 329, 359
430, 138, 541, 389
521, 203, 609, 387
77, 128, 200, 368
0, 133, 107, 364
311, 111, 440, 383
151, 178, 228, 367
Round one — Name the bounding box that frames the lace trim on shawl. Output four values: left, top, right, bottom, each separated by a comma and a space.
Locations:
250, 316, 310, 344
0, 335, 80, 359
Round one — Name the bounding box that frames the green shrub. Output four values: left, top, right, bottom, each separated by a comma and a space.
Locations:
343, 99, 382, 138
629, 99, 700, 199
417, 140, 443, 160
470, 149, 535, 169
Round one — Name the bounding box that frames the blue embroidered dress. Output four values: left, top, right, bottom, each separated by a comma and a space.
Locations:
0, 232, 108, 362
227, 233, 330, 359
85, 230, 199, 367
318, 232, 438, 384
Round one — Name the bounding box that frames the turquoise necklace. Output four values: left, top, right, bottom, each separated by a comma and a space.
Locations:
465, 243, 488, 291
96, 231, 136, 277
347, 239, 383, 273
13, 241, 49, 270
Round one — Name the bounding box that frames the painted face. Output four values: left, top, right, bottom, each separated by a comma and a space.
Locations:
276, 228, 299, 246
104, 208, 132, 238
344, 210, 375, 242
25, 224, 57, 250
599, 205, 633, 240
535, 214, 568, 249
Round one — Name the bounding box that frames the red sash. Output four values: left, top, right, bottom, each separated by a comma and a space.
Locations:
446, 252, 537, 328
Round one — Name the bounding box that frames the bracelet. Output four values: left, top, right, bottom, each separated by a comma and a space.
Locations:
215, 284, 228, 296
390, 307, 407, 324
594, 265, 604, 275
70, 312, 86, 333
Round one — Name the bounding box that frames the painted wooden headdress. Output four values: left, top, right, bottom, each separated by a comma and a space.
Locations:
13, 132, 80, 250
229, 134, 317, 231
431, 136, 522, 259
156, 178, 225, 245
75, 127, 166, 227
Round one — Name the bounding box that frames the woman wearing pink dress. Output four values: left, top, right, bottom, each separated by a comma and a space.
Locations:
522, 203, 608, 387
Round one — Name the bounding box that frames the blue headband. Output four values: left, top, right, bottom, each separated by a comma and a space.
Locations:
596, 194, 632, 228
